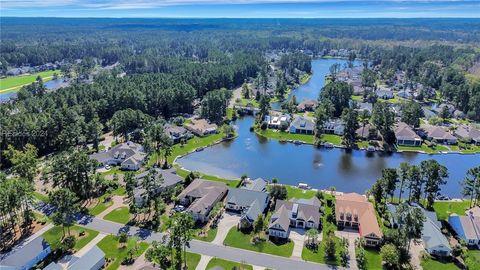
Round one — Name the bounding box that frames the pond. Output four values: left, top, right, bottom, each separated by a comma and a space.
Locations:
177, 58, 480, 198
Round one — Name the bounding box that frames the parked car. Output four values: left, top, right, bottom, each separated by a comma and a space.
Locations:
104, 165, 111, 170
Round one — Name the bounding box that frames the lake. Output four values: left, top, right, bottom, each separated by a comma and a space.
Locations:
177, 58, 480, 197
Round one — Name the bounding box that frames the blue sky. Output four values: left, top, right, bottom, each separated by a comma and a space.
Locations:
1, 1, 480, 18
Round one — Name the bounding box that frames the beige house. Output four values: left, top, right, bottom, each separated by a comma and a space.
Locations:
335, 193, 383, 246
394, 122, 421, 146
178, 179, 227, 223
185, 119, 218, 137
268, 197, 321, 239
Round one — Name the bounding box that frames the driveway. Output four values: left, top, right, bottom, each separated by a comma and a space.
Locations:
409, 239, 424, 270
335, 229, 360, 269
212, 212, 241, 245
289, 228, 306, 259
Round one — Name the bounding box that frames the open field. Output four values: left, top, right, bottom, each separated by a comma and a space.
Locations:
0, 70, 60, 93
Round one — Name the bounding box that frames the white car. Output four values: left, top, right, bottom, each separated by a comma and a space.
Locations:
104, 165, 111, 170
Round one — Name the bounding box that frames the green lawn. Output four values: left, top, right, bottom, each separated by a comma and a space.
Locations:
206, 258, 253, 270
364, 248, 383, 270
285, 185, 317, 199
322, 134, 342, 145
301, 236, 342, 265
421, 258, 459, 270
174, 165, 240, 188
235, 98, 260, 108
432, 200, 471, 221
43, 225, 99, 251
186, 252, 202, 270
103, 206, 131, 224
88, 196, 114, 216
351, 95, 363, 101
465, 250, 480, 270
255, 128, 314, 144
33, 192, 49, 203
0, 70, 60, 92
150, 133, 226, 166
223, 227, 294, 257
87, 187, 126, 216
397, 142, 449, 154
97, 235, 149, 270
194, 227, 218, 242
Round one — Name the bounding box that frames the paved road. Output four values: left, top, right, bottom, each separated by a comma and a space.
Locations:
75, 215, 344, 270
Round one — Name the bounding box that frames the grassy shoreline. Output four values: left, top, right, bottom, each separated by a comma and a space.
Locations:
0, 70, 61, 93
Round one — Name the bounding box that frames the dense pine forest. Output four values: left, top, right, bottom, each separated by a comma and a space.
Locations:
1, 18, 480, 163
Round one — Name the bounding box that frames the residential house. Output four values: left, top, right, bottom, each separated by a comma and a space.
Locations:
178, 179, 228, 223
376, 89, 394, 100
355, 102, 373, 115
421, 208, 452, 257
289, 116, 314, 135
241, 178, 268, 192
225, 188, 269, 229
335, 193, 383, 246
455, 125, 480, 145
90, 141, 146, 171
164, 124, 191, 144
448, 213, 480, 247
394, 122, 422, 146
185, 119, 218, 137
356, 124, 378, 140
44, 246, 106, 270
267, 114, 291, 130
424, 126, 457, 145
0, 236, 52, 270
133, 168, 183, 206
268, 198, 321, 239
324, 119, 345, 135
296, 99, 318, 112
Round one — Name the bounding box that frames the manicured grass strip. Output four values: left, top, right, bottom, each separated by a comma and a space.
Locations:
465, 250, 480, 270
33, 192, 49, 203
255, 128, 314, 144
322, 134, 343, 145
0, 70, 60, 92
150, 133, 226, 166
421, 257, 459, 270
194, 227, 218, 242
223, 227, 294, 257
285, 185, 317, 199
206, 257, 253, 270
364, 248, 383, 270
88, 196, 114, 216
397, 143, 449, 154
186, 252, 201, 269
432, 200, 471, 221
43, 225, 99, 251
175, 165, 240, 188
97, 235, 149, 270
103, 206, 131, 224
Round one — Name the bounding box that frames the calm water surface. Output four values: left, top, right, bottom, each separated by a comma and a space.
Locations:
177, 58, 480, 197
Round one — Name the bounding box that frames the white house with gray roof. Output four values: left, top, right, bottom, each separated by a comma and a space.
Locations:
225, 188, 269, 229
44, 245, 105, 270
289, 116, 314, 135
89, 141, 146, 171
